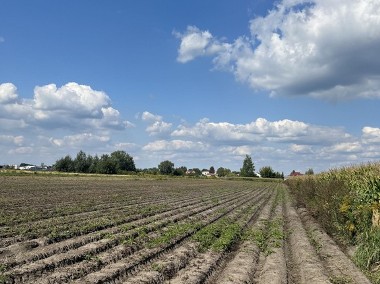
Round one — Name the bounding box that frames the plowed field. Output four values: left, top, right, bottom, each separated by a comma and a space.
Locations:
0, 176, 371, 283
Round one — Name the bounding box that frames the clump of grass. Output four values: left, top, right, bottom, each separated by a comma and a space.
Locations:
0, 264, 9, 284
149, 222, 201, 248
192, 218, 242, 252
354, 228, 380, 271
245, 217, 284, 256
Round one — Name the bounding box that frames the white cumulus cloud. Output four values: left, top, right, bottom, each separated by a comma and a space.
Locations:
0, 82, 129, 131
177, 0, 380, 100
172, 117, 350, 146
141, 111, 172, 136
362, 126, 380, 144
175, 26, 225, 63
143, 140, 208, 152
0, 83, 18, 104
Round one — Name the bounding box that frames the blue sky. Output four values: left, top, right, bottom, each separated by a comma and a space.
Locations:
1, 0, 380, 174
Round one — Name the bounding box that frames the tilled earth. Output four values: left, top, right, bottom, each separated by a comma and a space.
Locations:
0, 176, 371, 283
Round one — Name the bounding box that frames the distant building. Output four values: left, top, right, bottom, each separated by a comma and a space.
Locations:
186, 169, 196, 175
289, 170, 303, 177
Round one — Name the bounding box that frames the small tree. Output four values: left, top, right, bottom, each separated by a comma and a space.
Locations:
217, 167, 231, 177
259, 166, 275, 178
209, 166, 215, 174
110, 150, 136, 173
97, 154, 117, 174
173, 166, 187, 176
54, 155, 74, 172
240, 155, 255, 177
158, 160, 174, 175
305, 168, 314, 175
74, 150, 91, 173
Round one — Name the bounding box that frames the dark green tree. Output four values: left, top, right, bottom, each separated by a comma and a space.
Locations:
74, 150, 91, 173
305, 168, 314, 175
54, 155, 74, 172
88, 155, 99, 173
259, 166, 275, 178
240, 155, 255, 177
216, 167, 231, 177
158, 160, 174, 175
209, 166, 215, 174
97, 154, 117, 174
173, 166, 187, 176
191, 168, 202, 176
110, 150, 136, 173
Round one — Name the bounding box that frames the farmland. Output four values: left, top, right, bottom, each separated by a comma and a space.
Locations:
0, 175, 371, 283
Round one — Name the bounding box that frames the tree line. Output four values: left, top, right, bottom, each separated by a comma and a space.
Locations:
53, 151, 284, 179
54, 150, 136, 174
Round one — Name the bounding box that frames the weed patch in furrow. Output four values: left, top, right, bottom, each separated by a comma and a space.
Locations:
117, 192, 270, 284
211, 186, 278, 284
167, 190, 272, 284
255, 185, 287, 284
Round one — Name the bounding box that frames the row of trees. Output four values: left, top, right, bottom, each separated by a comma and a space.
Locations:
54, 152, 284, 179
54, 150, 136, 174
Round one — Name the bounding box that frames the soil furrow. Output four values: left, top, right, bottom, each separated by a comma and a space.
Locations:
297, 207, 371, 284
68, 190, 269, 284
283, 190, 332, 284
5, 189, 263, 283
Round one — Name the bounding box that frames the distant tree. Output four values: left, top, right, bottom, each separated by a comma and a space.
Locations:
97, 154, 117, 174
173, 166, 187, 176
305, 168, 314, 175
74, 150, 91, 173
216, 167, 231, 177
240, 155, 255, 177
88, 155, 99, 173
209, 166, 215, 174
110, 150, 136, 173
191, 168, 202, 176
141, 167, 160, 175
158, 160, 174, 175
259, 166, 275, 178
54, 155, 74, 172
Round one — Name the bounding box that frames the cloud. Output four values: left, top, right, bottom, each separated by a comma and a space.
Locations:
0, 82, 129, 131
8, 147, 33, 155
141, 111, 172, 136
50, 133, 110, 148
34, 82, 110, 118
175, 26, 225, 63
0, 83, 18, 104
141, 111, 162, 121
143, 140, 208, 152
362, 126, 380, 144
172, 117, 351, 146
0, 135, 24, 145
176, 0, 380, 100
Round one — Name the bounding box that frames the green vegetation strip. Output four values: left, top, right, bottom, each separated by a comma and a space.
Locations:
286, 162, 380, 283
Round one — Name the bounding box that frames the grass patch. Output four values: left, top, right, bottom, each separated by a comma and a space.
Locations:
354, 228, 380, 271
192, 218, 242, 252
245, 217, 284, 256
